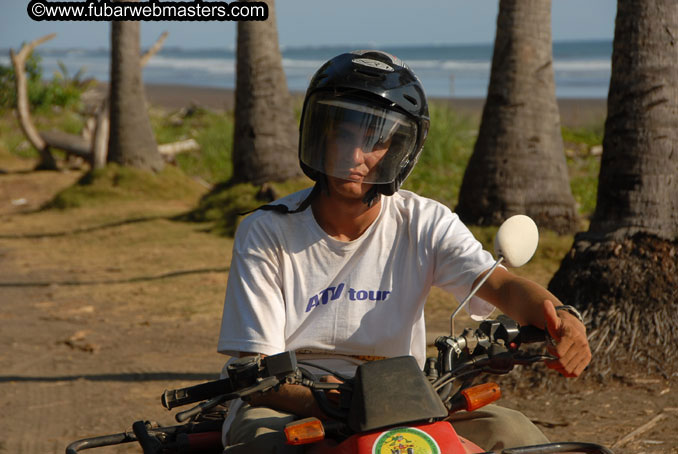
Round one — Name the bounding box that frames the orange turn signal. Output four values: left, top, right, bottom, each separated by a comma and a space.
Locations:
284, 417, 325, 445
461, 382, 502, 411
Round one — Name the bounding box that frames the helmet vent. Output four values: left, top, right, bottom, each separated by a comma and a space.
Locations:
403, 94, 419, 107
353, 67, 386, 80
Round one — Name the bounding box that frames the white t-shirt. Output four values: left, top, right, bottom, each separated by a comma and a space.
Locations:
217, 188, 497, 371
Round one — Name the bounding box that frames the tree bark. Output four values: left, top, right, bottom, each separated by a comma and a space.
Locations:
590, 2, 678, 242
549, 0, 678, 376
107, 18, 163, 172
455, 0, 577, 234
94, 31, 167, 169
232, 0, 301, 184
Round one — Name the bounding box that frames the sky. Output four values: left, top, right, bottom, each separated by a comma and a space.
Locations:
0, 0, 617, 50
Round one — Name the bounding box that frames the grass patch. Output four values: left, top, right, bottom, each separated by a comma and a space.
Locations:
0, 108, 87, 160
562, 123, 604, 147
568, 154, 601, 217
182, 177, 313, 236
46, 163, 205, 209
402, 103, 479, 208
562, 124, 604, 218
151, 107, 234, 184
0, 112, 26, 158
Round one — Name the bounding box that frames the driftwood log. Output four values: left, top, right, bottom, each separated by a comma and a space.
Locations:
10, 31, 198, 170
158, 139, 201, 162
39, 130, 90, 159
92, 97, 110, 169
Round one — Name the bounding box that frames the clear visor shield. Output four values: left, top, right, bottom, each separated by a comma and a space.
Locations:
300, 95, 418, 184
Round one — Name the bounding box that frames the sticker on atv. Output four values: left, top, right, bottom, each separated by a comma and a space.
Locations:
372, 427, 440, 454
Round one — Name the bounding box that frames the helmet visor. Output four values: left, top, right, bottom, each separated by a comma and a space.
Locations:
300, 94, 418, 184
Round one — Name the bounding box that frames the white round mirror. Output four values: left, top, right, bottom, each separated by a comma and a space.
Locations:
494, 215, 539, 267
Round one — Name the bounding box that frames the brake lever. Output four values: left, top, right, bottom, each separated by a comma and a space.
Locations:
513, 353, 558, 365
175, 395, 229, 423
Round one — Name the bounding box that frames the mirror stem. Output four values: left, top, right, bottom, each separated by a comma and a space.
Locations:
450, 257, 504, 336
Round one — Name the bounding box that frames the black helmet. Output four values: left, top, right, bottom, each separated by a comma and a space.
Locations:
299, 50, 429, 198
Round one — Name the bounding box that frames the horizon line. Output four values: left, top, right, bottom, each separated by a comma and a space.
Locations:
0, 38, 613, 53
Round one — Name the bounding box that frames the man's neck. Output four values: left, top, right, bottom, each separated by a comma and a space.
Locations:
311, 191, 382, 242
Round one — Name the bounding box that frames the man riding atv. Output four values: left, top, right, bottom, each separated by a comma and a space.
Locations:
217, 50, 591, 453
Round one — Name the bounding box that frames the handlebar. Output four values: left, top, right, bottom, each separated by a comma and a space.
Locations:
175, 376, 280, 422
66, 432, 136, 454
65, 317, 560, 453
162, 352, 300, 419
160, 318, 554, 423
66, 420, 224, 454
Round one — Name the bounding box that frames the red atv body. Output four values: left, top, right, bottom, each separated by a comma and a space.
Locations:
303, 420, 481, 454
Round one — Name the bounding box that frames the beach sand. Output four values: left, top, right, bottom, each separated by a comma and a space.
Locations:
143, 83, 607, 129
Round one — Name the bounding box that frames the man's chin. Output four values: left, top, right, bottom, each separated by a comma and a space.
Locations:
328, 177, 373, 200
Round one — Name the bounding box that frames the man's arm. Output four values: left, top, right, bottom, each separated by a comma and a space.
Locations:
475, 267, 591, 378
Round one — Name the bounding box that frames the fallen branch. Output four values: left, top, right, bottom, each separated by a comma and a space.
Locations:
611, 412, 667, 448
39, 130, 91, 159
158, 138, 200, 161
140, 31, 168, 67
91, 97, 109, 169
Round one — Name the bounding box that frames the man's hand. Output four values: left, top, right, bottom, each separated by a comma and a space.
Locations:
542, 300, 591, 377
245, 373, 343, 420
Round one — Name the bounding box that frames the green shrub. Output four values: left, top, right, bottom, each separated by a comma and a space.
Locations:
0, 51, 86, 111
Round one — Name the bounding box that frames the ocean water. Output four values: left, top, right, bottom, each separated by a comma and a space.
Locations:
0, 40, 612, 98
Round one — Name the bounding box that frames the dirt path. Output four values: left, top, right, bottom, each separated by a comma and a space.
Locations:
0, 159, 676, 454
0, 161, 230, 453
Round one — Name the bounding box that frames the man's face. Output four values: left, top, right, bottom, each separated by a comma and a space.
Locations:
326, 122, 391, 184
299, 97, 418, 198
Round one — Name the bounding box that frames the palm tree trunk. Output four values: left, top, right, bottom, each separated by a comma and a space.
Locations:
549, 0, 678, 376
455, 0, 577, 234
232, 0, 301, 184
107, 19, 163, 172
590, 2, 678, 241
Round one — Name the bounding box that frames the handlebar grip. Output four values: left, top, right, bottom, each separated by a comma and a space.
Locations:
161, 378, 233, 410
519, 326, 547, 344
65, 432, 136, 454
